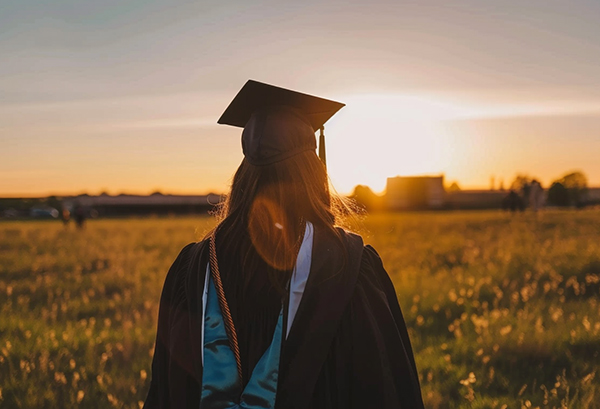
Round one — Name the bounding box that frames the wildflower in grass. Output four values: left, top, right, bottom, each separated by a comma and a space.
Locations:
518, 384, 528, 396
107, 393, 119, 406
448, 289, 457, 302
550, 307, 563, 322
582, 316, 591, 331
54, 371, 67, 384
581, 372, 595, 384
460, 372, 477, 402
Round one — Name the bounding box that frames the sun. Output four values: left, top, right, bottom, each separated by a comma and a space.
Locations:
324, 94, 457, 194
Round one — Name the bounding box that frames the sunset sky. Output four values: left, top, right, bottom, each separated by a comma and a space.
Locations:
2, 0, 600, 196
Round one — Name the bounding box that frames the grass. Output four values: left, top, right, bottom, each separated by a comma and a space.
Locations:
0, 210, 599, 408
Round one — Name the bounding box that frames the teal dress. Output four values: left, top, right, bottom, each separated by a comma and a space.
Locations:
200, 274, 283, 409
199, 223, 314, 409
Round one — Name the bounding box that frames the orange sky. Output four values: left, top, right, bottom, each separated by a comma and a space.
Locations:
2, 0, 600, 197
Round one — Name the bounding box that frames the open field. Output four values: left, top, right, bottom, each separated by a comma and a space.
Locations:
1, 211, 599, 408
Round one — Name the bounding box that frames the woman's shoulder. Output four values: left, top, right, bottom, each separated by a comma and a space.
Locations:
169, 241, 204, 273
332, 226, 384, 265
332, 229, 392, 291
160, 241, 209, 298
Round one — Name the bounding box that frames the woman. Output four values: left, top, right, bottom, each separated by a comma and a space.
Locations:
143, 81, 424, 409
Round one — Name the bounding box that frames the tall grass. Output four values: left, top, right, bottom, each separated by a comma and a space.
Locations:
0, 211, 599, 408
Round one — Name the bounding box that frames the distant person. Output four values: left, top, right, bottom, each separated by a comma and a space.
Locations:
143, 81, 424, 409
73, 202, 86, 228
529, 180, 544, 212
60, 206, 71, 226
503, 189, 524, 212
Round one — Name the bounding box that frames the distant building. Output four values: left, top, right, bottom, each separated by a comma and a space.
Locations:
446, 190, 507, 210
386, 176, 446, 210
586, 187, 600, 205
385, 175, 519, 210
63, 193, 221, 217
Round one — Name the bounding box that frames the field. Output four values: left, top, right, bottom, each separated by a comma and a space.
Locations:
1, 211, 599, 408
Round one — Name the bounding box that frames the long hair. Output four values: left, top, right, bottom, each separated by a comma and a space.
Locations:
211, 150, 351, 294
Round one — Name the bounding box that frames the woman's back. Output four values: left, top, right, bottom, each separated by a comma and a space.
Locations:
143, 80, 424, 409
143, 226, 424, 409
216, 232, 289, 384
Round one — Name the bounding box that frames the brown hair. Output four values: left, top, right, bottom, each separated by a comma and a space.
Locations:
211, 150, 353, 294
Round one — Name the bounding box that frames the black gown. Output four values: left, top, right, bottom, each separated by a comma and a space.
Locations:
143, 226, 424, 409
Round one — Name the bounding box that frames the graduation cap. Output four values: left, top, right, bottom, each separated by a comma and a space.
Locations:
218, 80, 345, 168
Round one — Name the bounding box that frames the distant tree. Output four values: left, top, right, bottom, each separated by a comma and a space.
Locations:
510, 174, 533, 192
448, 182, 461, 192
510, 174, 537, 208
547, 182, 569, 207
350, 185, 383, 212
552, 171, 588, 207
45, 195, 62, 211
560, 171, 588, 189
498, 179, 505, 191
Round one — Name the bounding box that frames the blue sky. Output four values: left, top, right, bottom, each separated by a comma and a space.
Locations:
2, 0, 600, 195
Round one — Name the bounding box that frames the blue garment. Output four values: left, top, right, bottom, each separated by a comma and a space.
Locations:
200, 274, 283, 409
200, 223, 314, 409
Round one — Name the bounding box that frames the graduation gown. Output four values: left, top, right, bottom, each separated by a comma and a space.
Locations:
143, 226, 424, 409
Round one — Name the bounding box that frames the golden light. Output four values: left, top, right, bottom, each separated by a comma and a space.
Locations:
326, 94, 460, 193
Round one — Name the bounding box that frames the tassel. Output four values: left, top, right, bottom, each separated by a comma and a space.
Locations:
318, 126, 327, 168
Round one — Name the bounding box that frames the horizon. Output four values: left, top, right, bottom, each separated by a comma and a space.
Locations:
3, 1, 600, 197
2, 169, 597, 199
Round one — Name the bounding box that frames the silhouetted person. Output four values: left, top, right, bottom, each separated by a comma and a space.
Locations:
73, 203, 86, 229
60, 206, 71, 226
529, 180, 544, 212
143, 80, 424, 409
503, 190, 524, 212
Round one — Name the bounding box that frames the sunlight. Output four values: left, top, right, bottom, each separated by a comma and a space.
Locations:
326, 94, 458, 193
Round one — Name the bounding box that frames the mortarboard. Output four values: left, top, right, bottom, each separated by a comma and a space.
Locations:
218, 80, 345, 167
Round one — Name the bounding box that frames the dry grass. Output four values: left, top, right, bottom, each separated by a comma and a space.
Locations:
1, 210, 599, 408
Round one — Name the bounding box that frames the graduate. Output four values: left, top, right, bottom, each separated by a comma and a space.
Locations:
143, 80, 424, 409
